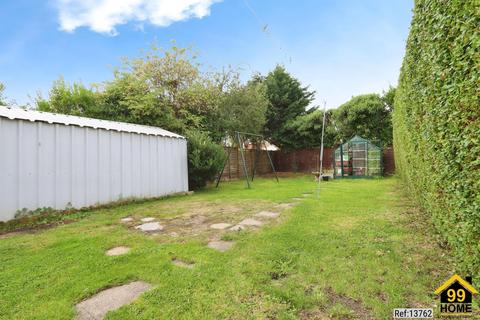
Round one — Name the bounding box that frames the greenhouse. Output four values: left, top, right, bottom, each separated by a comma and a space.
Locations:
334, 135, 382, 178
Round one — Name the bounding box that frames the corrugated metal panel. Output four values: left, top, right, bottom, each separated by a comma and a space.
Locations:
0, 116, 189, 221
0, 106, 184, 139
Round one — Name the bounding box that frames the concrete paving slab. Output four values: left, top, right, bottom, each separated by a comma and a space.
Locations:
106, 246, 130, 256
207, 240, 234, 252
120, 217, 133, 223
238, 218, 263, 227
135, 222, 164, 232
255, 211, 280, 219
210, 223, 232, 230
140, 217, 156, 222
75, 281, 152, 320
229, 225, 245, 231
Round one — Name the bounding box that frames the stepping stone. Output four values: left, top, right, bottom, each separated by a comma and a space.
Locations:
207, 240, 234, 252
210, 223, 232, 230
106, 246, 130, 256
140, 217, 156, 222
135, 222, 164, 232
238, 218, 263, 227
255, 211, 280, 219
229, 225, 245, 231
172, 259, 194, 269
75, 281, 152, 320
120, 217, 133, 223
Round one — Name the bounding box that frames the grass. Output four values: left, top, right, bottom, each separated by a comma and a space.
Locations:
0, 176, 454, 319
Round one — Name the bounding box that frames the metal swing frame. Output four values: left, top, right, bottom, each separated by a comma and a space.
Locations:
216, 131, 279, 188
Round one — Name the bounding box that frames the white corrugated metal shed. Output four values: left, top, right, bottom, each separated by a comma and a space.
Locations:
0, 106, 184, 139
0, 106, 188, 221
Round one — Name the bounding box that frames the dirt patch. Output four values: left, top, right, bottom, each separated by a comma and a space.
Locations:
324, 287, 371, 319
275, 203, 294, 210
75, 281, 152, 320
239, 218, 263, 227
229, 225, 246, 231
255, 211, 280, 219
210, 223, 232, 230
144, 200, 277, 242
299, 309, 331, 320
0, 219, 76, 239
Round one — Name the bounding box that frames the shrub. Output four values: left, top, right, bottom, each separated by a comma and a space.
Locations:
394, 1, 479, 274
186, 131, 226, 189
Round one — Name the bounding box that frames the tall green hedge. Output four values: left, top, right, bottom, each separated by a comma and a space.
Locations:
394, 1, 479, 274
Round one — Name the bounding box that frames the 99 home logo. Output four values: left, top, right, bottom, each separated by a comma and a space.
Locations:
434, 275, 478, 316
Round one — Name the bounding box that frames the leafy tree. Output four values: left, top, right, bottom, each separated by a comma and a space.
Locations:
334, 93, 392, 147
0, 82, 7, 106
97, 70, 182, 131
217, 80, 268, 139
35, 44, 268, 189
285, 109, 337, 148
381, 86, 396, 111
36, 78, 100, 117
263, 65, 315, 148
186, 130, 226, 189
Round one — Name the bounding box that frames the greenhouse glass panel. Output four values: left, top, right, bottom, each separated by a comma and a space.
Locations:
333, 135, 383, 178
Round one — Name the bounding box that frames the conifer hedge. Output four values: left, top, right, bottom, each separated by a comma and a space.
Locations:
394, 1, 479, 273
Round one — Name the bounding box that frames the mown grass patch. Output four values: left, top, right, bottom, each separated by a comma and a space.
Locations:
0, 176, 453, 319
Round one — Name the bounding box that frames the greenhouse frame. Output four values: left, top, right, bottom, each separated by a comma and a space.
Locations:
334, 135, 382, 178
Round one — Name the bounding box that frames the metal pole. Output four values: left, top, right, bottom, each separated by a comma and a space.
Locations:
251, 143, 260, 181
215, 146, 232, 188
317, 102, 327, 198
340, 142, 344, 177
237, 132, 251, 188
263, 139, 279, 182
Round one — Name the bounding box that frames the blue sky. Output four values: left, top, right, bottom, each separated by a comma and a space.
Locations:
0, 0, 413, 108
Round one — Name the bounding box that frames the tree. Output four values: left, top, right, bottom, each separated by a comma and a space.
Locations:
35, 44, 269, 189
285, 109, 337, 148
36, 78, 100, 117
0, 82, 7, 106
333, 93, 392, 147
381, 86, 396, 111
263, 65, 315, 148
186, 130, 226, 189
217, 80, 268, 139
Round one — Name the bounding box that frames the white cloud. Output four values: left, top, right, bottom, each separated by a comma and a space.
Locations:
55, 0, 220, 35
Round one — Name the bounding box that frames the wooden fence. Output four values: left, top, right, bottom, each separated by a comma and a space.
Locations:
273, 148, 334, 173
219, 147, 274, 180
219, 146, 395, 180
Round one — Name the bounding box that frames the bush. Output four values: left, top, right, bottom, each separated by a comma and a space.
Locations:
186, 131, 226, 189
394, 1, 479, 274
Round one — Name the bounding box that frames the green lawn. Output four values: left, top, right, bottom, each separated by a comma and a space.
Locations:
0, 176, 452, 319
